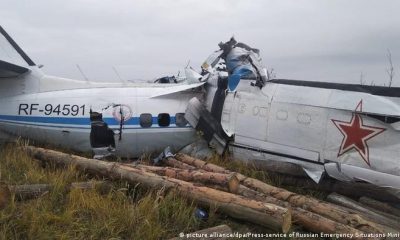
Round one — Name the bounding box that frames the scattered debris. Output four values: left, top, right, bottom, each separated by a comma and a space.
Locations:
194, 208, 209, 221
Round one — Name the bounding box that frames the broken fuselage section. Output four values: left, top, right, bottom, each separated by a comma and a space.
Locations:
187, 38, 400, 197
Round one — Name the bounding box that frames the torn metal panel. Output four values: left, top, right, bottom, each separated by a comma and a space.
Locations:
153, 146, 175, 165
201, 50, 223, 73
185, 97, 228, 154
210, 76, 228, 122
185, 67, 207, 84
229, 143, 325, 183
325, 162, 400, 198
206, 37, 267, 92
178, 138, 213, 160
220, 92, 236, 137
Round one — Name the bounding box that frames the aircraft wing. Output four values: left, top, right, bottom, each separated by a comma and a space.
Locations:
150, 82, 205, 98
0, 26, 35, 79
0, 59, 30, 78
270, 79, 400, 117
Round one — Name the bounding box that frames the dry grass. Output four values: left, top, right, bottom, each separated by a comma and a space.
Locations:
0, 142, 327, 239
0, 143, 223, 240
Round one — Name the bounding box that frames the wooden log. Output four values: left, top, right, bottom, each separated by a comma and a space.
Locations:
181, 184, 371, 239
177, 153, 399, 202
163, 157, 197, 170
130, 165, 240, 193
175, 154, 231, 174
292, 207, 366, 240
267, 172, 399, 203
9, 181, 112, 201
327, 193, 400, 232
70, 181, 113, 194
359, 196, 400, 218
169, 224, 232, 240
173, 154, 385, 234
11, 184, 52, 200
241, 176, 389, 233
232, 185, 366, 238
25, 146, 292, 233
164, 176, 292, 233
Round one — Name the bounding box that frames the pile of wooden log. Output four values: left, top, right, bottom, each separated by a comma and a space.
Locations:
16, 146, 400, 237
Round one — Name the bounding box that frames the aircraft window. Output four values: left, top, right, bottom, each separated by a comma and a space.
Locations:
175, 113, 188, 127
158, 113, 170, 127
140, 113, 153, 128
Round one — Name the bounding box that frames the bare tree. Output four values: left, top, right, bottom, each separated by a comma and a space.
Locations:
386, 49, 395, 87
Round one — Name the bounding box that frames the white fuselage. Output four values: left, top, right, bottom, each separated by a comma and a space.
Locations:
0, 69, 201, 158
216, 78, 400, 194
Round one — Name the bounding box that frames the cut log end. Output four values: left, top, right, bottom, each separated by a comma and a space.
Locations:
281, 207, 292, 233
227, 173, 240, 194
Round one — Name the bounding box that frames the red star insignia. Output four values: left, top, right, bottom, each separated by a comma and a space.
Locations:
331, 100, 385, 166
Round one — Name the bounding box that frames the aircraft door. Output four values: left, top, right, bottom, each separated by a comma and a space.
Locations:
226, 90, 269, 141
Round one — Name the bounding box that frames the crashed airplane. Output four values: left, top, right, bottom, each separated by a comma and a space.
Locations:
0, 26, 399, 198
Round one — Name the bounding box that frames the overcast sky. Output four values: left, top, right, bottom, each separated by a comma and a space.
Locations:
1, 0, 400, 85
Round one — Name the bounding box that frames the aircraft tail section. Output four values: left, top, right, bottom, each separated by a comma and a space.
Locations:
0, 26, 35, 78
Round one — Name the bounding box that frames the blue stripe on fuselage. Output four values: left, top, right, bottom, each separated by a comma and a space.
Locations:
0, 115, 181, 128
0, 115, 91, 125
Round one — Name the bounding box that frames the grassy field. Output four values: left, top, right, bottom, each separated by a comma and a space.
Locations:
0, 143, 252, 240
0, 142, 325, 239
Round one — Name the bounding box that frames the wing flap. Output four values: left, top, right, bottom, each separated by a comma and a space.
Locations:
0, 60, 30, 78
272, 81, 400, 117
150, 82, 205, 98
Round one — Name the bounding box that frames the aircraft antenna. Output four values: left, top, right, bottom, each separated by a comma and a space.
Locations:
76, 64, 89, 82
112, 66, 125, 83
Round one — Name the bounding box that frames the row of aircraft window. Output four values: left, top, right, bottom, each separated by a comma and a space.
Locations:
139, 113, 188, 128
